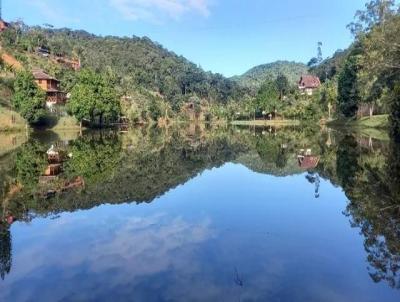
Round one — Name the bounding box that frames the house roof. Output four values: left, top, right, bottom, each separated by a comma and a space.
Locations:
299, 75, 321, 89
32, 69, 59, 81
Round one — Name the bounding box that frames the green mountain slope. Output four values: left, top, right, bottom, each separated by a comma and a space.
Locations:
232, 61, 308, 92
1, 25, 245, 105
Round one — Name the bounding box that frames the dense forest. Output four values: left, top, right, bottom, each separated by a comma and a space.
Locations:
0, 25, 245, 105
232, 61, 308, 93
0, 24, 249, 126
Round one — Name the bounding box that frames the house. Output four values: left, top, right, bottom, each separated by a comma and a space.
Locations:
36, 47, 50, 57
0, 19, 9, 32
33, 69, 67, 106
298, 75, 321, 96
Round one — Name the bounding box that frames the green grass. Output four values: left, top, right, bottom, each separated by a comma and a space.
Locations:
356, 115, 389, 128
40, 115, 83, 131
328, 114, 389, 129
0, 107, 27, 132
50, 115, 82, 130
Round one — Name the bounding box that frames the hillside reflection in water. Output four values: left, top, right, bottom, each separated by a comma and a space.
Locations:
0, 125, 399, 301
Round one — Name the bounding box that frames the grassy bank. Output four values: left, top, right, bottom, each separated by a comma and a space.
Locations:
231, 119, 300, 127
0, 107, 27, 132
0, 132, 28, 157
328, 115, 389, 129
328, 114, 390, 141
42, 115, 84, 131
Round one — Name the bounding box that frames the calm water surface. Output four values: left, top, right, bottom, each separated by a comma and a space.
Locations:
0, 126, 399, 301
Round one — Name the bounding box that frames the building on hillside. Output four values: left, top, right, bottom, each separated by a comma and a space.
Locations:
36, 47, 50, 57
298, 75, 321, 96
33, 69, 67, 107
0, 19, 9, 32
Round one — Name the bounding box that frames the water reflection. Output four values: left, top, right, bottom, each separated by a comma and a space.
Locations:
0, 125, 399, 300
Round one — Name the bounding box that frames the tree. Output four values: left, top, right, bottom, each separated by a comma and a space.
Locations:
275, 74, 289, 100
11, 71, 46, 125
256, 79, 281, 117
338, 50, 362, 117
67, 69, 121, 126
307, 57, 319, 68
307, 42, 324, 68
348, 0, 397, 35
350, 1, 400, 136
147, 97, 162, 121
317, 42, 323, 64
389, 85, 400, 142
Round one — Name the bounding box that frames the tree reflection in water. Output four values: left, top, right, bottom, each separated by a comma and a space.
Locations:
342, 138, 400, 289
0, 224, 11, 280
0, 125, 399, 290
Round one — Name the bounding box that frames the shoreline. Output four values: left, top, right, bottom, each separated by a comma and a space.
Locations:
230, 119, 301, 127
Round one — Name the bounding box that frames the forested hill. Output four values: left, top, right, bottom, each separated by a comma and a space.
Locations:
232, 61, 308, 92
1, 26, 245, 105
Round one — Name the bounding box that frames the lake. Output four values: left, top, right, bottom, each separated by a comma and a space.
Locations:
0, 125, 399, 302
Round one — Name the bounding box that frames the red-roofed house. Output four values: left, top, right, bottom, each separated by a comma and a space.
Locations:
298, 155, 320, 170
298, 75, 321, 96
33, 69, 66, 106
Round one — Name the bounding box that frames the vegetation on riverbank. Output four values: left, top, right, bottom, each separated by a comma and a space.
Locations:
328, 114, 389, 129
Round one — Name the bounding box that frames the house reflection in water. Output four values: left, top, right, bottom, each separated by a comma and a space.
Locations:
38, 144, 84, 198
39, 164, 62, 184
47, 145, 65, 164
298, 149, 321, 198
297, 149, 320, 170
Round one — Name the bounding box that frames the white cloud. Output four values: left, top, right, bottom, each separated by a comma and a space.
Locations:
109, 0, 211, 22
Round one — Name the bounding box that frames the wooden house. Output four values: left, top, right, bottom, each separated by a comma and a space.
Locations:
33, 69, 66, 106
298, 75, 321, 96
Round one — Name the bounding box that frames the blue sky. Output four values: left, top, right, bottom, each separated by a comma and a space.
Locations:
5, 0, 368, 77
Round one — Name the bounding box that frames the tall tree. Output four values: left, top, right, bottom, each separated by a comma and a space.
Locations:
256, 79, 282, 117
317, 42, 323, 64
350, 1, 400, 136
11, 71, 46, 125
338, 49, 362, 117
67, 69, 121, 126
275, 74, 289, 100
